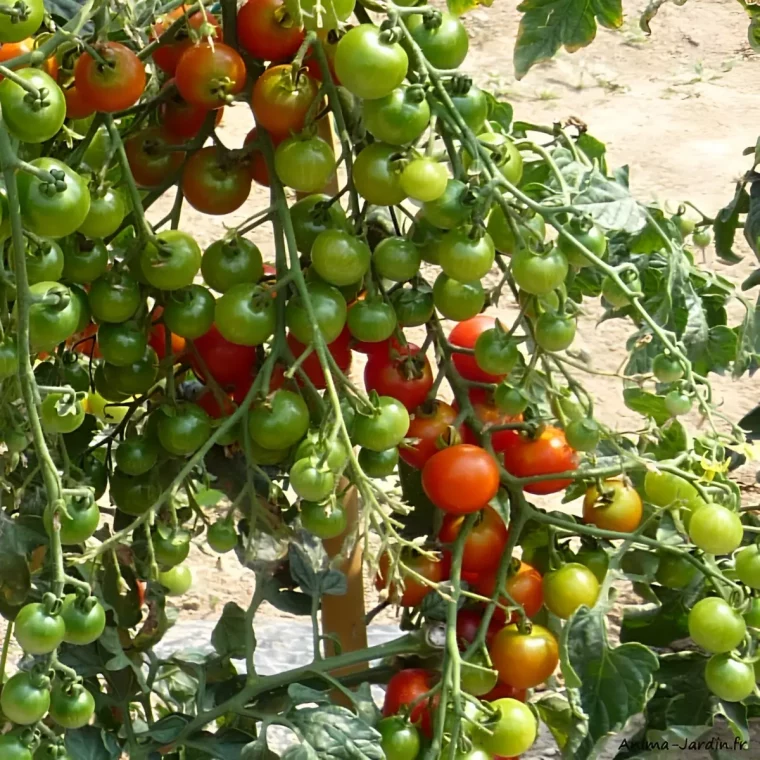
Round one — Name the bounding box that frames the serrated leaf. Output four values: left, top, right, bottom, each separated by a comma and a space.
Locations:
194, 488, 225, 507
292, 704, 385, 760
560, 607, 659, 758
211, 602, 248, 660
622, 388, 670, 424
290, 543, 320, 597
573, 169, 647, 232
484, 92, 513, 131
534, 692, 575, 750
514, 0, 623, 79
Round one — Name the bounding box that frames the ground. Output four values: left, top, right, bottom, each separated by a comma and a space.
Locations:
4, 0, 760, 756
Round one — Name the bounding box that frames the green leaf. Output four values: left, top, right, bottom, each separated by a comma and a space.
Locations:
744, 179, 760, 258
242, 739, 281, 760
534, 692, 575, 750
648, 420, 690, 461
714, 184, 748, 265
194, 488, 225, 507
145, 714, 193, 744
292, 704, 385, 759
397, 458, 440, 540
319, 569, 347, 596
514, 0, 623, 79
734, 294, 760, 377
288, 683, 332, 704
560, 607, 659, 758
64, 727, 121, 760
211, 602, 248, 660
187, 730, 257, 760
620, 586, 694, 647
576, 133, 607, 172
484, 92, 513, 131
622, 388, 671, 424
289, 543, 320, 597
261, 577, 312, 616
572, 169, 647, 232
282, 746, 319, 760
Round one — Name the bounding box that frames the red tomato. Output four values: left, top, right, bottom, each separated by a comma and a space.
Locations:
251, 64, 319, 136
304, 31, 340, 83
175, 42, 246, 110
375, 552, 446, 608
149, 324, 187, 362
422, 444, 500, 515
196, 387, 237, 419
237, 0, 305, 61
69, 322, 101, 359
286, 329, 352, 390
449, 315, 507, 384
400, 399, 457, 470
456, 608, 501, 649
245, 128, 285, 187
125, 126, 185, 188
474, 561, 543, 621
382, 669, 436, 737
364, 343, 433, 412
439, 505, 509, 575
231, 362, 285, 405
503, 426, 578, 495
64, 86, 96, 120
190, 324, 257, 390
456, 398, 523, 452
159, 82, 223, 143
74, 42, 146, 113
482, 681, 527, 703
151, 7, 221, 76
181, 146, 252, 215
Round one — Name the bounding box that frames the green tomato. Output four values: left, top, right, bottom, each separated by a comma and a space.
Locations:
353, 396, 409, 451
511, 246, 568, 296
475, 697, 537, 757
664, 389, 692, 417
534, 312, 577, 352
14, 600, 65, 654
0, 733, 33, 760
140, 230, 201, 291
556, 220, 607, 268
286, 281, 347, 344
0, 69, 65, 143
159, 564, 193, 596
215, 283, 275, 346
152, 527, 191, 568
207, 519, 238, 554
347, 299, 397, 343
201, 236, 263, 293
78, 187, 127, 239
290, 194, 349, 255
433, 272, 485, 322
378, 716, 421, 760
465, 132, 523, 185
274, 135, 336, 194
400, 157, 448, 203
353, 142, 406, 206
448, 83, 488, 133
290, 457, 335, 502
0, 0, 43, 42
248, 389, 310, 449
311, 229, 371, 287
49, 682, 95, 729
704, 654, 756, 702
363, 85, 430, 145
406, 12, 469, 70
688, 596, 746, 653
373, 236, 421, 282
0, 671, 50, 725
97, 320, 147, 367
40, 391, 85, 434
158, 404, 211, 456
390, 284, 435, 327
655, 553, 698, 589
103, 346, 159, 396
422, 179, 473, 230
474, 326, 519, 376
688, 504, 743, 555
652, 353, 684, 383
110, 468, 160, 516
163, 284, 215, 340
88, 271, 141, 323
574, 547, 609, 583
494, 382, 529, 416
358, 446, 399, 478
0, 335, 19, 378
47, 496, 100, 545
62, 237, 109, 284
487, 204, 546, 256
28, 281, 81, 352
735, 545, 760, 589
564, 417, 601, 452
300, 501, 347, 540
294, 434, 349, 473
21, 239, 64, 284
437, 227, 495, 282
60, 594, 106, 645
542, 563, 600, 619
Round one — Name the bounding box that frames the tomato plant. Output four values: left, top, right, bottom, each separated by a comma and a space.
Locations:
0, 3, 756, 757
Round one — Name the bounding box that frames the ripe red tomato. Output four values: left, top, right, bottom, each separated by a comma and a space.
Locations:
482, 681, 527, 703
422, 444, 500, 515
245, 128, 280, 186
238, 0, 305, 61
456, 398, 523, 453
151, 7, 222, 75
251, 65, 318, 136
190, 324, 257, 390
456, 607, 501, 648
503, 426, 578, 495
474, 562, 543, 621
125, 126, 185, 188
382, 669, 436, 738
400, 399, 457, 469
286, 329, 352, 390
159, 82, 223, 142
375, 552, 446, 608
65, 86, 95, 120
175, 42, 246, 110
449, 315, 507, 383
181, 146, 252, 215
196, 387, 237, 418
74, 42, 146, 112
364, 343, 433, 412
439, 505, 509, 574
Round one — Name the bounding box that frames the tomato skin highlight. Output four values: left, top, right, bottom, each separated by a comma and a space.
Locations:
503, 426, 578, 495
74, 42, 146, 113
422, 444, 500, 515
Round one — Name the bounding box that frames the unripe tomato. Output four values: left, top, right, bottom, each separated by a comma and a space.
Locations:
688, 597, 746, 653
489, 623, 559, 689
688, 504, 743, 555
582, 479, 643, 533
542, 563, 600, 619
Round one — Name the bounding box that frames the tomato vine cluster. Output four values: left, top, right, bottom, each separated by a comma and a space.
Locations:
0, 0, 757, 759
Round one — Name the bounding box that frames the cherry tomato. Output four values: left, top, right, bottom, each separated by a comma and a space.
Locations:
422, 178, 473, 230
251, 65, 318, 136
0, 672, 50, 725
159, 564, 193, 596
511, 246, 568, 296
159, 83, 223, 142
449, 315, 505, 383
301, 501, 347, 539
704, 653, 756, 702
365, 343, 433, 412
0, 733, 33, 760
28, 282, 82, 352
652, 353, 684, 383
400, 400, 457, 469
373, 236, 421, 282
689, 503, 744, 556
582, 479, 643, 533
191, 324, 257, 389
376, 551, 446, 607
14, 600, 65, 654
65, 85, 95, 120
290, 457, 335, 501
334, 24, 408, 100
353, 142, 406, 206
433, 273, 484, 322
503, 426, 578, 495
363, 84, 430, 145
378, 716, 420, 760
407, 12, 469, 70
487, 205, 546, 256
207, 519, 238, 553
476, 697, 537, 757
175, 42, 246, 109
182, 146, 252, 215
390, 284, 435, 327
0, 0, 43, 43
274, 134, 336, 193
49, 682, 95, 729
310, 228, 371, 287
447, 81, 488, 132
422, 444, 500, 515
489, 623, 559, 689
151, 7, 221, 75
557, 218, 607, 268
542, 562, 600, 619
125, 126, 184, 188
439, 505, 509, 574
0, 68, 64, 143
347, 300, 397, 344
286, 330, 352, 390
158, 403, 211, 456
74, 42, 145, 112
202, 236, 263, 293
474, 561, 543, 621
353, 396, 410, 451
248, 389, 309, 449
115, 436, 159, 476
238, 0, 305, 61
382, 669, 435, 737
688, 597, 746, 653
286, 280, 347, 344
400, 157, 448, 203
290, 193, 349, 253
735, 545, 760, 589
163, 284, 215, 340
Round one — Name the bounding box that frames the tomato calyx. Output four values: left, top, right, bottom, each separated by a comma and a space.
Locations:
30, 284, 71, 311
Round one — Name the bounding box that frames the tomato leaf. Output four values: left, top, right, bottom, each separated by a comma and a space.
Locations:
211, 602, 248, 660
620, 586, 697, 647
484, 92, 513, 131
185, 729, 257, 759
560, 607, 659, 758
514, 0, 623, 79
64, 726, 121, 760
744, 179, 760, 258
622, 388, 671, 425
447, 0, 494, 16
713, 183, 748, 265
194, 488, 226, 507
572, 169, 646, 233
534, 691, 575, 750
291, 704, 385, 760
734, 294, 760, 377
